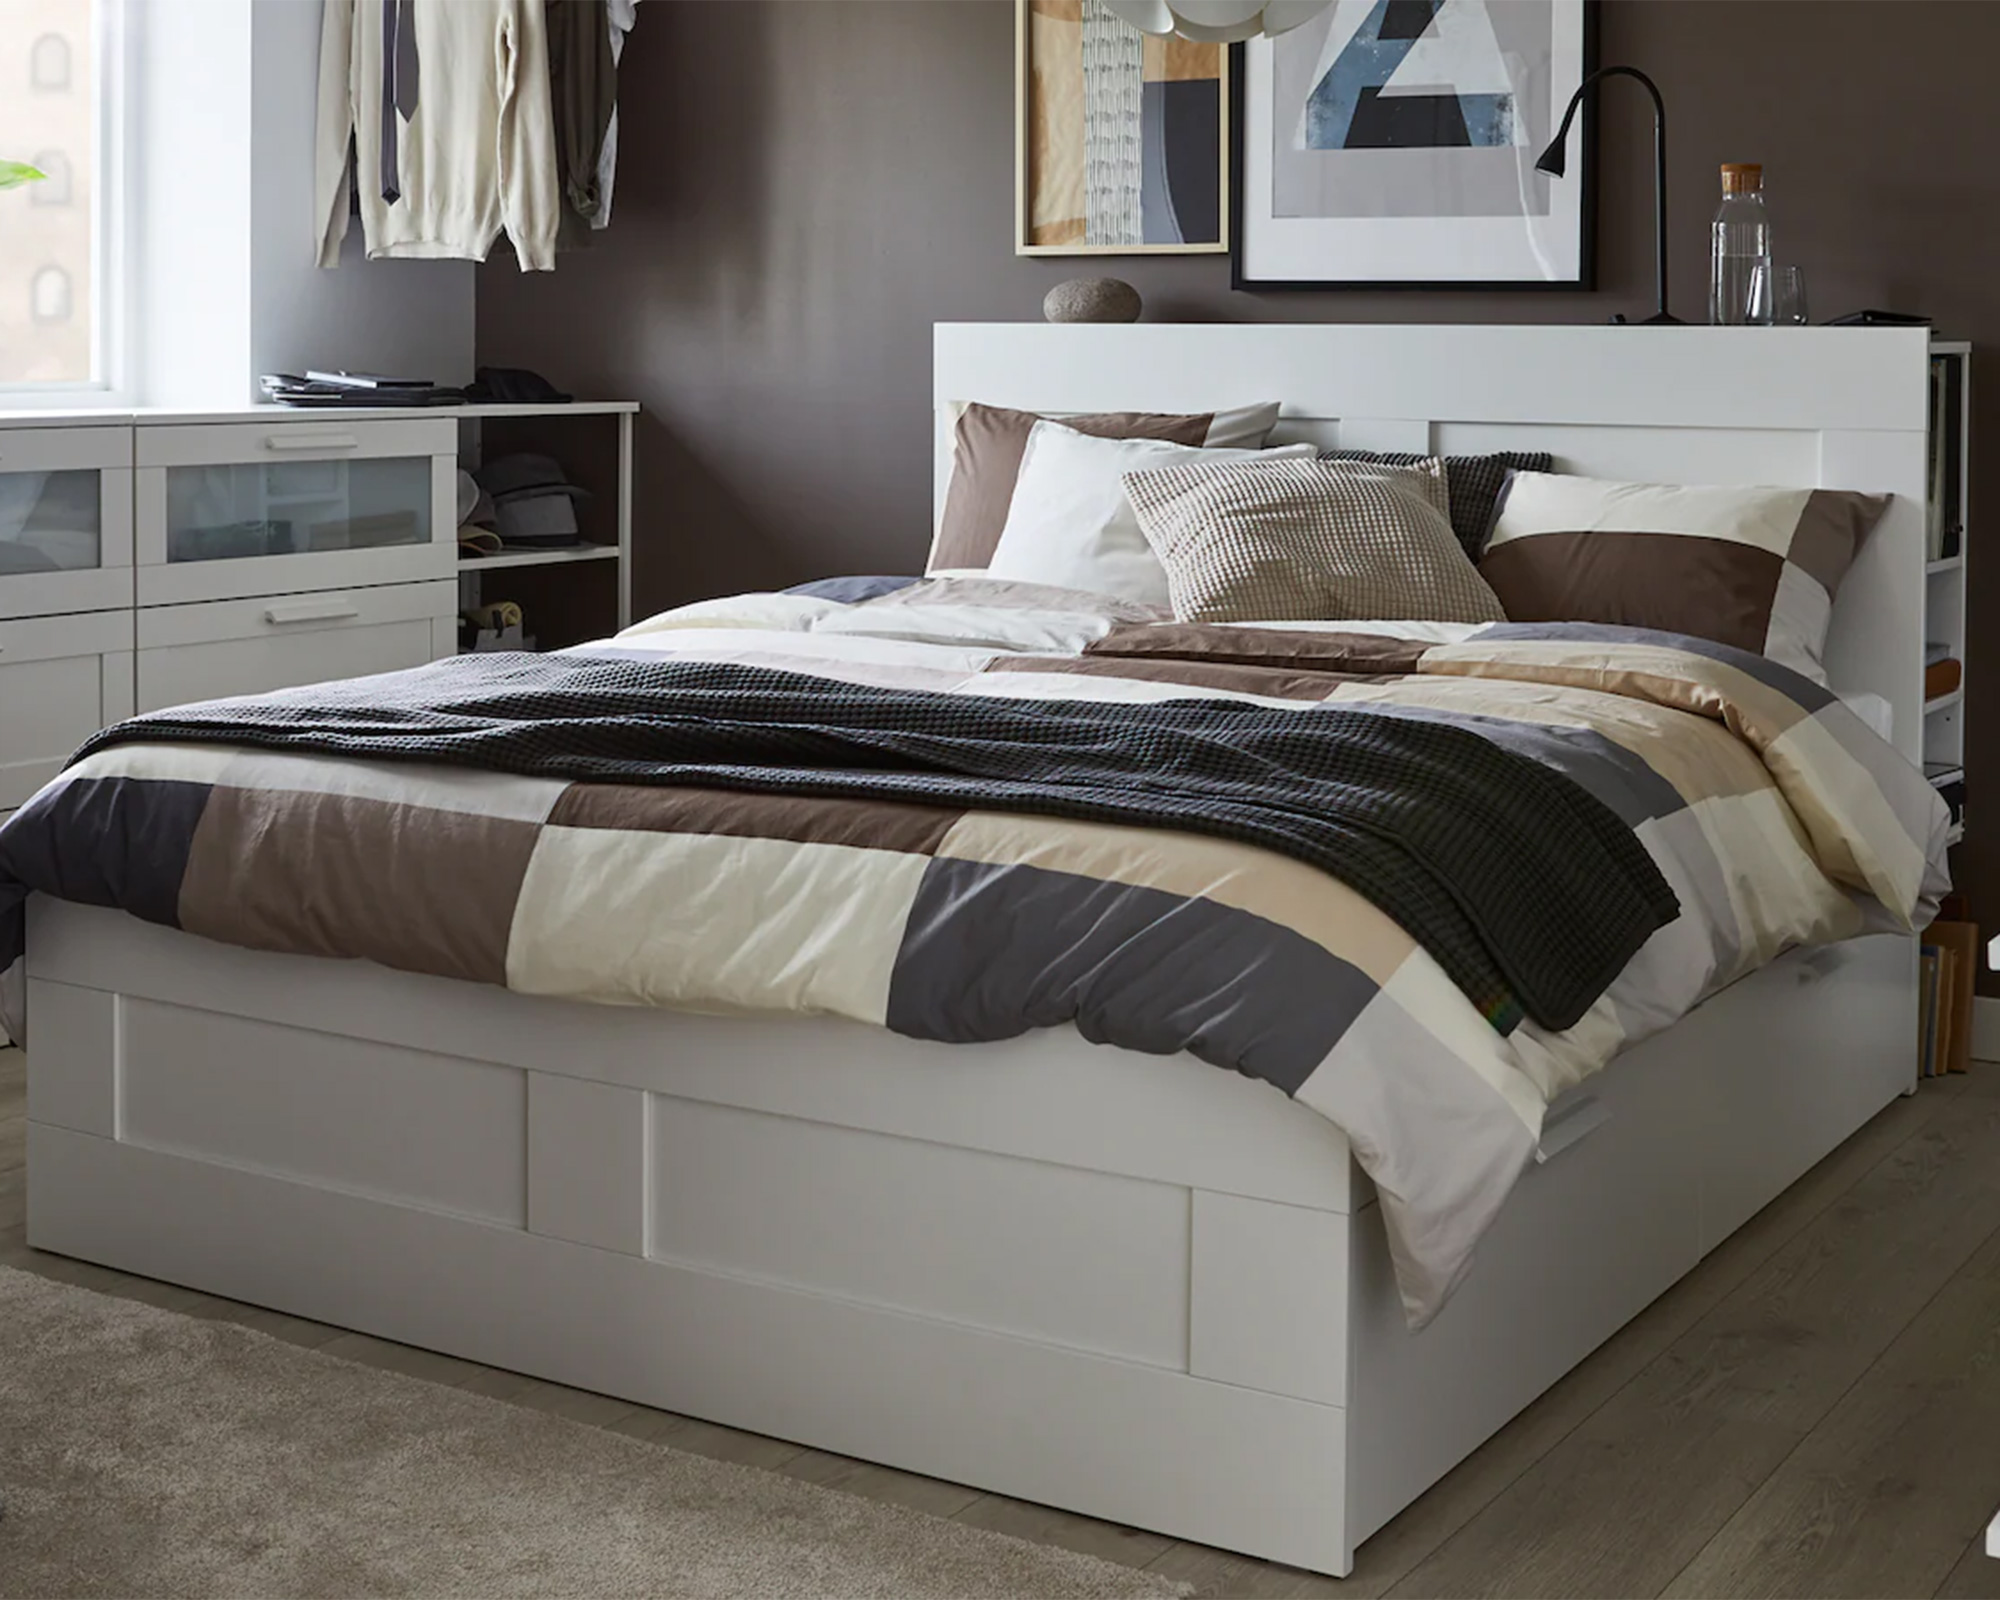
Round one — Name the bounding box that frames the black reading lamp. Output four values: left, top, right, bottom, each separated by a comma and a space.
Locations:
1536, 65, 1682, 325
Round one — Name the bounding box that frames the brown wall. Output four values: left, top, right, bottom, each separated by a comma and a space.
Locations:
477, 0, 2000, 967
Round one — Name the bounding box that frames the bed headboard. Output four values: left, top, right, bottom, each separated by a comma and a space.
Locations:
933, 323, 1931, 761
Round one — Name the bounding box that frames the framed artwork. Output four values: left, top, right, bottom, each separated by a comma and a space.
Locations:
1015, 0, 1229, 256
1231, 0, 1597, 290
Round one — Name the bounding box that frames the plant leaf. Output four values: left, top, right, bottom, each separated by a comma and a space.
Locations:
0, 161, 49, 190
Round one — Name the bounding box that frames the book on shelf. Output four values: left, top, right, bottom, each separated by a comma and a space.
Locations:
1919, 919, 1980, 1076
1928, 357, 1946, 559
1937, 942, 1956, 1076
1926, 657, 1963, 701
1927, 352, 1965, 561
1920, 945, 1940, 1077
1935, 921, 1979, 1074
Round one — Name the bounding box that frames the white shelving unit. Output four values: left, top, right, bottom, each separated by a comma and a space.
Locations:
467, 543, 622, 572
444, 402, 638, 642
1924, 341, 1969, 848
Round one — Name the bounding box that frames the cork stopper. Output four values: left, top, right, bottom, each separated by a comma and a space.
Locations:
1721, 163, 1764, 195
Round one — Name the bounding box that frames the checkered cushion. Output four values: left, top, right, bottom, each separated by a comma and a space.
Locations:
1124, 457, 1508, 624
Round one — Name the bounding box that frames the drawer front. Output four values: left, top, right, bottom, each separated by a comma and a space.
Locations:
0, 425, 134, 473
0, 611, 135, 810
1699, 936, 1914, 1245
136, 447, 455, 606
0, 462, 136, 621
135, 419, 456, 469
135, 581, 455, 713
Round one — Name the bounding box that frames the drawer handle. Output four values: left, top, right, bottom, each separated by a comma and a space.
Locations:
1535, 1095, 1611, 1165
263, 433, 359, 453
263, 600, 361, 627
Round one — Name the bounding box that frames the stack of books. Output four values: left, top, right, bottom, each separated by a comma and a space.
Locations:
1919, 915, 1979, 1078
261, 370, 465, 408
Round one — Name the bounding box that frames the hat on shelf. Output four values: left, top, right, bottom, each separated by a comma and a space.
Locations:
472, 454, 591, 548
474, 453, 590, 503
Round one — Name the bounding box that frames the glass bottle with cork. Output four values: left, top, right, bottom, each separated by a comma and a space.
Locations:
1710, 163, 1774, 325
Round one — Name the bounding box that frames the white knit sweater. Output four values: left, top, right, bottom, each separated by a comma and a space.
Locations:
315, 0, 560, 272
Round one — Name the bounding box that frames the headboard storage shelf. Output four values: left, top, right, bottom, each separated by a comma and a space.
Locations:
1924, 339, 1970, 846
936, 323, 1934, 764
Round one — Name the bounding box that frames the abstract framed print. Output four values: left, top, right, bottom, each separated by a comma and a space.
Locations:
1231, 0, 1596, 289
1016, 0, 1229, 256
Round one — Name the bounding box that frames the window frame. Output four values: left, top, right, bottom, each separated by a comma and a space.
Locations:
1, 0, 134, 408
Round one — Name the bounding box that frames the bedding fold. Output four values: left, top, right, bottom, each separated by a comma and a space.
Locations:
31, 652, 1677, 1034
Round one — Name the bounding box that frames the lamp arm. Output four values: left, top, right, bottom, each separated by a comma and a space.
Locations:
1545, 65, 1674, 324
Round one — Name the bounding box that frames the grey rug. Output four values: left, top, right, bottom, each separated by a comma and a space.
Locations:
0, 1266, 1188, 1599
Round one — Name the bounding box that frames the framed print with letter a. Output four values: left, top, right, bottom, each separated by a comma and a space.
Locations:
1232, 0, 1595, 289
1017, 0, 1229, 256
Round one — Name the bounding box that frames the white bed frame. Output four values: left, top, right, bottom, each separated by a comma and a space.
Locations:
24, 326, 1931, 1577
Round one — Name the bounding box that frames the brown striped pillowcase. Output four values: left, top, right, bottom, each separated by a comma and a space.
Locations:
926, 399, 1281, 572
1480, 473, 1889, 682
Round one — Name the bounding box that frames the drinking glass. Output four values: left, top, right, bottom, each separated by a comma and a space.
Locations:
1757, 264, 1809, 326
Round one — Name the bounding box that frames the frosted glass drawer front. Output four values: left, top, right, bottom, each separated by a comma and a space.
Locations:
0, 610, 134, 809
1, 470, 102, 572
136, 421, 454, 605
162, 456, 432, 565
0, 426, 134, 620
135, 580, 455, 713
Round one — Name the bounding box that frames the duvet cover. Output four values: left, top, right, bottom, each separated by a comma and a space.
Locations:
0, 577, 1951, 1321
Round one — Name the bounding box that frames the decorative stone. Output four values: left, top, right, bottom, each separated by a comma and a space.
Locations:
1043, 278, 1143, 324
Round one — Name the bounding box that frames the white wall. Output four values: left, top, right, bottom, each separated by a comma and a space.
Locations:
137, 0, 475, 408
247, 0, 473, 390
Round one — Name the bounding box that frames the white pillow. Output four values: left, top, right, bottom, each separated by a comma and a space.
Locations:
983, 421, 1314, 607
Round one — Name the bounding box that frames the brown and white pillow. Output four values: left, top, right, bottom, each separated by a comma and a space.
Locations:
1479, 473, 1889, 682
927, 399, 1281, 572
1123, 456, 1507, 624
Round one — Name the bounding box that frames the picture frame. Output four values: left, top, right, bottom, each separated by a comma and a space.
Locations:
1015, 0, 1230, 257
1230, 0, 1597, 291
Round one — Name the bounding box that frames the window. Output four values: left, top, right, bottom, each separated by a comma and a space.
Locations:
29, 33, 69, 91
1, 0, 123, 394
29, 149, 70, 206
31, 266, 72, 322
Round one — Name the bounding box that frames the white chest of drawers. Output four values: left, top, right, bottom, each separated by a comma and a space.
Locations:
0, 411, 460, 818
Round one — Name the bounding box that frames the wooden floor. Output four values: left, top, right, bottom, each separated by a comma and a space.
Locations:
6, 1046, 2000, 1598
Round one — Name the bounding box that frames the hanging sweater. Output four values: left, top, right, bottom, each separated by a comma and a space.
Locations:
316, 0, 561, 272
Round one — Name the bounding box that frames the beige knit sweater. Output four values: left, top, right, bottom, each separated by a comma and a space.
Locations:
315, 0, 560, 272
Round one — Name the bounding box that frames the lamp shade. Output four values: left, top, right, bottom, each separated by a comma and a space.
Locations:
1097, 0, 1332, 41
